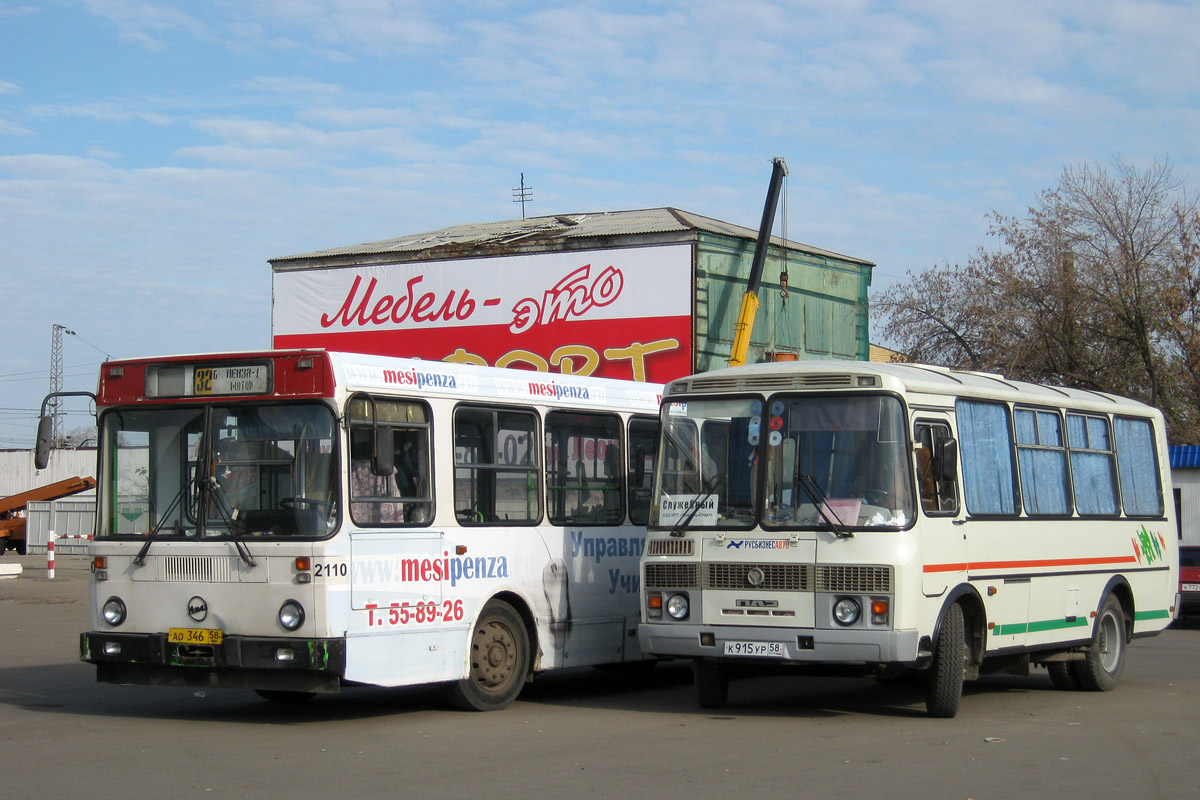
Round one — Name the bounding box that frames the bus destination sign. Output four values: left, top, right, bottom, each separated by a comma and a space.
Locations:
192, 364, 270, 396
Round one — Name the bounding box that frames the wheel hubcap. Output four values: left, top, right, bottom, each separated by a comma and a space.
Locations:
1098, 610, 1121, 672
471, 619, 516, 691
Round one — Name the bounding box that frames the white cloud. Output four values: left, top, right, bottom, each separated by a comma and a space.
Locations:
78, 0, 208, 50
0, 119, 33, 136
240, 76, 343, 95
29, 101, 173, 125
239, 0, 451, 56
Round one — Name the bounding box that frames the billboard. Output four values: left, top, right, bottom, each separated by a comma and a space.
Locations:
272, 244, 693, 383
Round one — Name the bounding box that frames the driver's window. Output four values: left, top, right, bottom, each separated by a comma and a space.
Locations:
914, 421, 958, 515
348, 397, 432, 527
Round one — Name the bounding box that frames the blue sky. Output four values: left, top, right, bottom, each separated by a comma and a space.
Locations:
2, 0, 1198, 447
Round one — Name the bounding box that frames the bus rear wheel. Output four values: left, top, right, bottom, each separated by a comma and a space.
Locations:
446, 600, 530, 711
1047, 662, 1081, 690
1074, 594, 1126, 692
926, 602, 965, 718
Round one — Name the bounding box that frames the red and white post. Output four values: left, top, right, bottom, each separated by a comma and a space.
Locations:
46, 531, 55, 579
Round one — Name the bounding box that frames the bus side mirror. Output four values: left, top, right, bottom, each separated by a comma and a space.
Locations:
937, 438, 958, 482
34, 415, 53, 470
373, 427, 395, 477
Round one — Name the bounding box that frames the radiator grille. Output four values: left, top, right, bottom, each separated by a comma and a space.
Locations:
798, 373, 855, 387
705, 562, 812, 591
646, 539, 694, 556
678, 376, 739, 392
159, 556, 235, 583
645, 562, 699, 589
816, 564, 892, 593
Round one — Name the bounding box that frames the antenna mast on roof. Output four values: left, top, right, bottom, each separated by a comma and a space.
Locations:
512, 173, 533, 219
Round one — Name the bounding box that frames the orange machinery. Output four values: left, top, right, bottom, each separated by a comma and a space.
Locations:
0, 476, 96, 555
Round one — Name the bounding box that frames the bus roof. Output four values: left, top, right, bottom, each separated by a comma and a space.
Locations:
327, 351, 663, 413
96, 349, 663, 413
664, 359, 1160, 419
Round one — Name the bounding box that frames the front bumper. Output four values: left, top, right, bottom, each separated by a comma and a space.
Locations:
639, 622, 922, 665
80, 631, 347, 693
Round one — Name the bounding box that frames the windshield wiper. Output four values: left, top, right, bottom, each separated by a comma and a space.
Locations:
670, 472, 726, 537
205, 483, 257, 568
132, 484, 187, 566
795, 473, 854, 539
191, 408, 255, 567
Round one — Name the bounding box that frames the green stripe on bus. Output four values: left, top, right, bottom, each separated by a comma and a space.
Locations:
995, 609, 1170, 635
1134, 609, 1170, 621
994, 617, 1090, 636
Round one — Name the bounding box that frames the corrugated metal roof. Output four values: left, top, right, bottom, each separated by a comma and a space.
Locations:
1171, 445, 1200, 468
270, 207, 873, 267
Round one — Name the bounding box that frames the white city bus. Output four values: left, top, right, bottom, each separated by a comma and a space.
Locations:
638, 360, 1179, 717
52, 350, 662, 709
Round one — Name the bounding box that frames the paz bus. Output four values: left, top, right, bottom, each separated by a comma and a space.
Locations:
40, 350, 661, 709
638, 360, 1179, 717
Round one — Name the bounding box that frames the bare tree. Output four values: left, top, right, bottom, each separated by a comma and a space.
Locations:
875, 158, 1200, 442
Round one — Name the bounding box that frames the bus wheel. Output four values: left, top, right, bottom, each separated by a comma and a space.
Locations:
693, 660, 729, 709
926, 602, 965, 718
1074, 594, 1126, 692
447, 600, 529, 711
254, 690, 316, 703
1047, 662, 1081, 690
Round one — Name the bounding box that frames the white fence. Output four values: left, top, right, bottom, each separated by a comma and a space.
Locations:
26, 500, 95, 554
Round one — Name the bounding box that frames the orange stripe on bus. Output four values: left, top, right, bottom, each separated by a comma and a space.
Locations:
923, 555, 1138, 573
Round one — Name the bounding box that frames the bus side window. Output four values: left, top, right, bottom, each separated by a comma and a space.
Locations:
454, 406, 541, 525
628, 417, 660, 525
915, 422, 958, 515
546, 411, 623, 526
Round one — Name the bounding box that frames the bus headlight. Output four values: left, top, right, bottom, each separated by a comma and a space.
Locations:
833, 597, 861, 626
278, 600, 305, 631
667, 593, 690, 621
102, 596, 127, 626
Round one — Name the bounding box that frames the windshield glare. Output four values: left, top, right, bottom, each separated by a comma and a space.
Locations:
99, 403, 338, 539
651, 394, 914, 531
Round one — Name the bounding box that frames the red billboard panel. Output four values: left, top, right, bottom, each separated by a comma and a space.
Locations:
272, 244, 693, 383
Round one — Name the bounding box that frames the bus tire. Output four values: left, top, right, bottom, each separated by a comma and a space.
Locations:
693, 659, 728, 709
447, 600, 529, 711
1073, 594, 1126, 692
1047, 662, 1081, 691
926, 602, 965, 718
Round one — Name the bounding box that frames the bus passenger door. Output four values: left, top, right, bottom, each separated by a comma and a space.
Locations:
345, 531, 447, 686
916, 419, 967, 599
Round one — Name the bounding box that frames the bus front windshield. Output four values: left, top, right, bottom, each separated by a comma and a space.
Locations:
652, 394, 914, 531
99, 403, 338, 540
652, 397, 761, 530
764, 395, 914, 529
